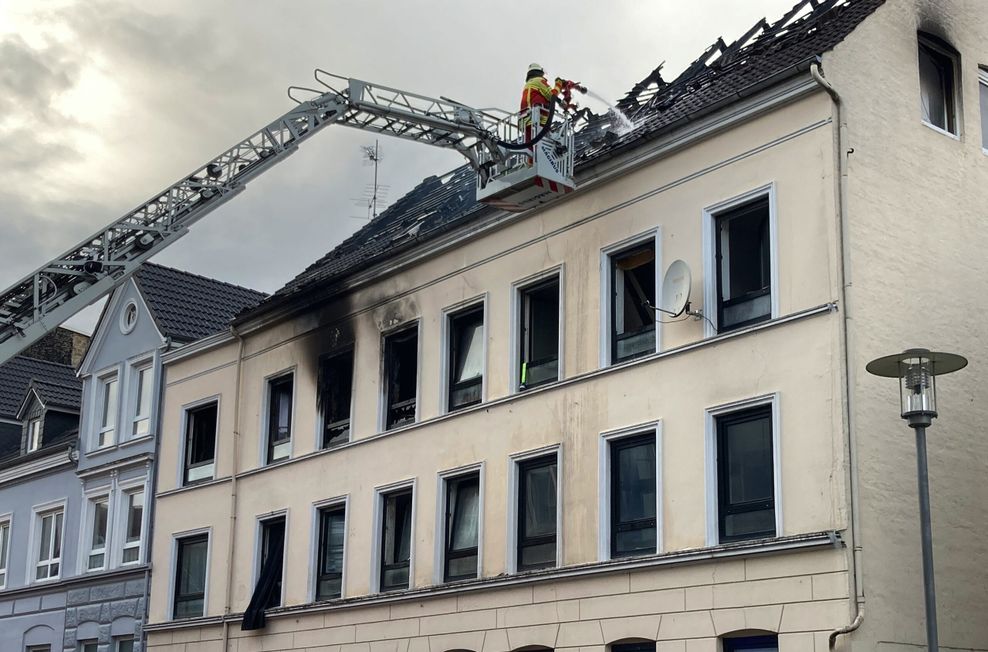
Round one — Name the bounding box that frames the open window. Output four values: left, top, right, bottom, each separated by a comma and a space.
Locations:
716, 404, 776, 543
243, 516, 286, 630
316, 505, 346, 600
183, 402, 217, 485
443, 472, 480, 582
516, 455, 557, 571
609, 242, 656, 363
379, 488, 413, 592
318, 350, 353, 448
86, 497, 109, 571
383, 326, 418, 430
447, 305, 485, 411
34, 507, 64, 581
129, 363, 153, 438
518, 277, 560, 390
609, 433, 657, 558
173, 533, 208, 619
96, 373, 119, 448
266, 375, 293, 463
121, 488, 144, 564
918, 35, 959, 135
714, 196, 772, 332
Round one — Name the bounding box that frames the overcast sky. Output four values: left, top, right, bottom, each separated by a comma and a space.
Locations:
0, 0, 797, 334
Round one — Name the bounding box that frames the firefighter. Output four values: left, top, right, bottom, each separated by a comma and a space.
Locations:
519, 63, 560, 142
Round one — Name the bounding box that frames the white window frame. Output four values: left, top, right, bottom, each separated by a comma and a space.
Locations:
28, 500, 66, 583
506, 444, 562, 573
27, 417, 42, 452
510, 265, 565, 394
702, 183, 779, 337
440, 295, 488, 415
93, 368, 121, 449
252, 509, 289, 609
979, 68, 988, 154
371, 478, 417, 593
309, 495, 349, 602
83, 492, 112, 573
119, 299, 139, 335
599, 228, 663, 368
0, 513, 12, 590
178, 395, 221, 487
117, 479, 148, 566
598, 421, 662, 561
434, 462, 485, 584
125, 355, 155, 441
918, 35, 961, 139
378, 320, 423, 432
168, 527, 212, 620
704, 392, 783, 546
260, 367, 297, 466
314, 346, 357, 450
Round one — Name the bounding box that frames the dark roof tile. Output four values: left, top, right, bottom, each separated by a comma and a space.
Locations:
0, 355, 79, 418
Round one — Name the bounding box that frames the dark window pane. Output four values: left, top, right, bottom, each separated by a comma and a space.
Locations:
716, 198, 771, 332
448, 307, 484, 411
317, 507, 345, 600
267, 376, 293, 462
919, 42, 955, 132
717, 405, 776, 543
519, 279, 560, 389
260, 519, 285, 608
979, 77, 988, 150
185, 403, 217, 484
385, 328, 418, 429
445, 475, 479, 581
612, 644, 656, 652
319, 351, 353, 448
518, 456, 557, 570
723, 635, 778, 652
174, 535, 208, 618
610, 434, 657, 557
380, 490, 412, 591
611, 243, 656, 362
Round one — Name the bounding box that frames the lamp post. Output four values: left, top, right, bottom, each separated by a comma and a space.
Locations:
865, 348, 967, 652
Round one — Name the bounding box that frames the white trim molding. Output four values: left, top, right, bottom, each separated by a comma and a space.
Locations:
506, 444, 563, 574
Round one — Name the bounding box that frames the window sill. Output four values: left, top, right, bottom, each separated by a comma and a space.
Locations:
157, 475, 232, 499
921, 120, 960, 140
86, 434, 153, 458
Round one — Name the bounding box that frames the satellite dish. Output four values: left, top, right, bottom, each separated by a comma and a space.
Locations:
659, 259, 692, 317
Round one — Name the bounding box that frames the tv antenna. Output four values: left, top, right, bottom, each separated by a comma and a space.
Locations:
362, 140, 383, 219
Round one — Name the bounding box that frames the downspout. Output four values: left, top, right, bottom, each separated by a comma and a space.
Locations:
141, 345, 168, 648
810, 61, 865, 649
221, 329, 246, 652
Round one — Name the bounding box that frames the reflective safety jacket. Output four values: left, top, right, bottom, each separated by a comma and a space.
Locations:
519, 76, 555, 128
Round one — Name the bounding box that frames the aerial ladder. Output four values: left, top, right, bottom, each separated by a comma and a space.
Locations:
0, 70, 582, 365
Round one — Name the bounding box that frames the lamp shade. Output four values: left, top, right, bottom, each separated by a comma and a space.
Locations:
866, 348, 968, 419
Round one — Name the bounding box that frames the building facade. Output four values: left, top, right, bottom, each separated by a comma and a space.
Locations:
144, 1, 987, 652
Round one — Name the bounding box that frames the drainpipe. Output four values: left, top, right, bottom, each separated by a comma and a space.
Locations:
141, 346, 167, 647
810, 61, 865, 649
221, 330, 246, 652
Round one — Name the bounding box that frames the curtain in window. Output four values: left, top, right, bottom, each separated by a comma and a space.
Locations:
449, 480, 479, 552
242, 528, 285, 630
454, 321, 484, 382
918, 43, 952, 130
523, 463, 556, 538
616, 442, 656, 522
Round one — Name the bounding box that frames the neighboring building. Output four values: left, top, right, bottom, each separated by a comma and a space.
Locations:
0, 265, 265, 652
143, 1, 988, 652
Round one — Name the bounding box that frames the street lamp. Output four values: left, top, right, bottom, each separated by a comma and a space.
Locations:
865, 348, 967, 652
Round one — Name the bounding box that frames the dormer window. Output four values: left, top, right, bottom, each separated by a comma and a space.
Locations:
27, 418, 42, 452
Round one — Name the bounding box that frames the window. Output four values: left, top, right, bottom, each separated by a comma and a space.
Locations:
243, 516, 285, 629
610, 434, 657, 558
722, 635, 778, 651
517, 455, 557, 571
27, 647, 51, 652
184, 402, 217, 485
0, 518, 9, 588
87, 497, 109, 571
918, 36, 958, 135
316, 505, 346, 600
612, 644, 655, 652
266, 375, 293, 463
979, 68, 988, 150
97, 374, 119, 448
716, 405, 776, 543
715, 197, 771, 332
121, 489, 144, 564
120, 300, 139, 334
447, 305, 484, 411
130, 364, 153, 438
518, 277, 560, 390
383, 326, 418, 429
318, 351, 353, 448
443, 473, 480, 582
35, 508, 63, 580
79, 643, 98, 652
379, 489, 413, 592
609, 241, 656, 363
115, 639, 135, 652
173, 533, 208, 619
27, 418, 42, 452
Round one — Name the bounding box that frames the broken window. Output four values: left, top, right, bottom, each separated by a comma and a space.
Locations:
243, 516, 286, 630
35, 507, 64, 580
87, 497, 109, 571
444, 473, 480, 582
610, 434, 657, 558
266, 374, 293, 463
919, 37, 958, 134
121, 489, 144, 564
379, 489, 412, 592
316, 505, 346, 600
384, 326, 418, 429
517, 455, 557, 571
715, 197, 771, 332
717, 405, 775, 543
447, 306, 484, 411
610, 242, 656, 363
518, 278, 560, 390
318, 350, 353, 448
173, 533, 208, 619
184, 402, 217, 485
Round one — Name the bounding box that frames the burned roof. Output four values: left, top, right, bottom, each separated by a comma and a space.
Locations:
134, 263, 268, 343
241, 0, 883, 322
0, 355, 79, 418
